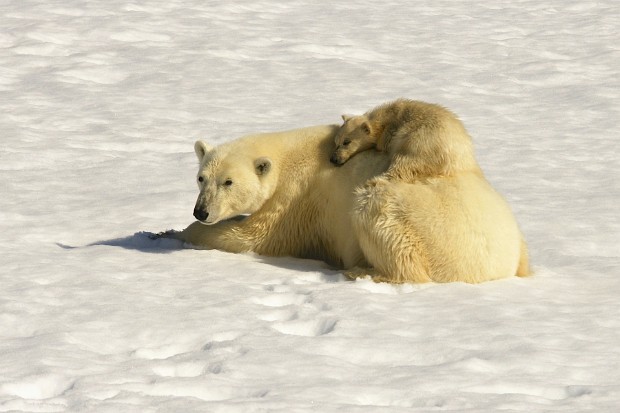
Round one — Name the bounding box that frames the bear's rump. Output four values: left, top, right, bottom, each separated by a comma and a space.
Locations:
353, 175, 521, 283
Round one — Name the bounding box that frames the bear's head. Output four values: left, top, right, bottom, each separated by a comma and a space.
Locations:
192, 140, 276, 225
330, 114, 377, 166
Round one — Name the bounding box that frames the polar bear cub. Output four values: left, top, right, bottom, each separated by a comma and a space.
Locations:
330, 98, 478, 179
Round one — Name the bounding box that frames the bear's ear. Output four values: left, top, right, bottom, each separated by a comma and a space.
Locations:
361, 121, 371, 134
194, 140, 213, 162
341, 114, 354, 123
254, 157, 272, 176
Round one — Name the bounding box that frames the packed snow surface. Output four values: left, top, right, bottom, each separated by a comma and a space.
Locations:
1, 0, 619, 412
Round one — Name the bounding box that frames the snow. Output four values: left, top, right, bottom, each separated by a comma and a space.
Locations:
1, 0, 619, 411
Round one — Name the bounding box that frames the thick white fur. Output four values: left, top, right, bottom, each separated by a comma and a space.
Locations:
351, 174, 528, 283
176, 125, 390, 269
172, 120, 529, 283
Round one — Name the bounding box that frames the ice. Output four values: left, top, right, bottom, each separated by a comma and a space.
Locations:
1, 0, 619, 412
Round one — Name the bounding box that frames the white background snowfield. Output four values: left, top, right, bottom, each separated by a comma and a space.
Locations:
1, 0, 618, 412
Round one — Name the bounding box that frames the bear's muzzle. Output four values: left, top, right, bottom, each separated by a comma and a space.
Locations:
193, 207, 209, 222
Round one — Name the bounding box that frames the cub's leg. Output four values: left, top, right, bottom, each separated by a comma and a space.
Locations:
351, 178, 432, 284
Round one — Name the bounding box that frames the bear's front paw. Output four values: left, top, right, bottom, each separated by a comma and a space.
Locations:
149, 230, 180, 240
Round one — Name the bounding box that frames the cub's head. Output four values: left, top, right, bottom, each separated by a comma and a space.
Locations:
330, 114, 377, 166
192, 140, 276, 225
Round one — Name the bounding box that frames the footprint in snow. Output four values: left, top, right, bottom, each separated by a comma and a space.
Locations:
272, 317, 337, 337
252, 282, 337, 336
251, 292, 311, 308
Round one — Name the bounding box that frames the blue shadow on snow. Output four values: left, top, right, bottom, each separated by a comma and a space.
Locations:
56, 231, 184, 254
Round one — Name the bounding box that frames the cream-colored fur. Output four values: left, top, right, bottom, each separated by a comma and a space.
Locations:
166, 118, 529, 283
169, 125, 390, 269
350, 175, 530, 283
332, 98, 530, 282
331, 99, 478, 178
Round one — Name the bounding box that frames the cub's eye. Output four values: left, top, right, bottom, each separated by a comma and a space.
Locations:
224, 179, 233, 186
198, 176, 204, 183
343, 140, 351, 146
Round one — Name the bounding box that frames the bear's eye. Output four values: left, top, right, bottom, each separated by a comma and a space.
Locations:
343, 140, 351, 146
198, 176, 204, 183
224, 179, 233, 186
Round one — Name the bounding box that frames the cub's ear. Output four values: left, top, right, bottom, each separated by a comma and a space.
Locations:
361, 121, 371, 134
341, 114, 355, 123
254, 157, 272, 176
194, 140, 213, 162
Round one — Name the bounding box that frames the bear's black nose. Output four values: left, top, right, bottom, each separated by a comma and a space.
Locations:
193, 207, 209, 221
330, 154, 343, 166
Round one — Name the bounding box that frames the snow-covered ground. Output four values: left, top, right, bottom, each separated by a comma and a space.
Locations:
1, 0, 619, 411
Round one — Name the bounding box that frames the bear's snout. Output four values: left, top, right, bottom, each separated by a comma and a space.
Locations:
330, 153, 343, 166
193, 207, 209, 222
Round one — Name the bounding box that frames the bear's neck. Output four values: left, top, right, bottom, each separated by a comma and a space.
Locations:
240, 132, 332, 261
367, 117, 392, 152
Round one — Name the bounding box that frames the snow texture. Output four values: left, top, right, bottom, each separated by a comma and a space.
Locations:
1, 0, 619, 412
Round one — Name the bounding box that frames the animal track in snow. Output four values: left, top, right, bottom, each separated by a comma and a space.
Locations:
251, 292, 310, 307
148, 331, 248, 384
252, 282, 338, 337
256, 307, 298, 322
272, 317, 337, 337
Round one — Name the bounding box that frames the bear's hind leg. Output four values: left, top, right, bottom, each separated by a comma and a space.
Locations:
345, 267, 413, 284
344, 266, 403, 284
351, 178, 432, 284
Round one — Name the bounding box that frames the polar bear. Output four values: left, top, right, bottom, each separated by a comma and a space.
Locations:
330, 99, 475, 176
162, 122, 529, 284
329, 99, 530, 282
169, 125, 390, 269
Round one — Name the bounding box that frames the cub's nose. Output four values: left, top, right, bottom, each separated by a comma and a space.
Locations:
193, 207, 209, 221
330, 153, 341, 166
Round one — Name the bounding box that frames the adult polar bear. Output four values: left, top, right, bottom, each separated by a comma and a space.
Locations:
169, 124, 528, 283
